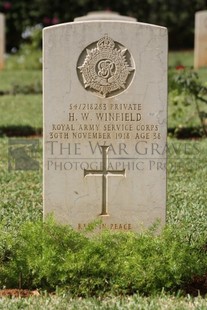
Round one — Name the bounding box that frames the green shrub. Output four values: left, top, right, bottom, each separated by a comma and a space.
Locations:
0, 218, 206, 296
168, 68, 207, 137
6, 25, 42, 70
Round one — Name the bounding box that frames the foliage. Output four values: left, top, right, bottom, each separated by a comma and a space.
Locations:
6, 25, 42, 70
0, 217, 206, 296
1, 0, 207, 51
169, 68, 207, 136
6, 49, 42, 71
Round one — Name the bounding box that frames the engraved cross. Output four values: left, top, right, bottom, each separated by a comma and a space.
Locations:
84, 145, 126, 216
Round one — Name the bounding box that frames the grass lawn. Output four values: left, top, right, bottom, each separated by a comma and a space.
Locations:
169, 50, 194, 67
0, 70, 41, 92
0, 95, 42, 130
0, 294, 207, 309
169, 50, 207, 83
0, 137, 42, 228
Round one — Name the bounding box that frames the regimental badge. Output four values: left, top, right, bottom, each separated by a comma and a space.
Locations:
77, 35, 135, 98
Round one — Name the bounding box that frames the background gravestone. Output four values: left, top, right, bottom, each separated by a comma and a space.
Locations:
0, 13, 5, 70
74, 11, 137, 22
194, 10, 207, 69
43, 17, 168, 232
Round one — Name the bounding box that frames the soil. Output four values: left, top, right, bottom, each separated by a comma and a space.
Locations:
0, 273, 207, 298
0, 289, 40, 298
184, 273, 207, 297
1, 275, 207, 298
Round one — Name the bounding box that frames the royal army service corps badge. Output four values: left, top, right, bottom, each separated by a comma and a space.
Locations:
77, 35, 135, 98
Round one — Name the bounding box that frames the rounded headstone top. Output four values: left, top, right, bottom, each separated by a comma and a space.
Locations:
195, 10, 207, 16
74, 11, 137, 22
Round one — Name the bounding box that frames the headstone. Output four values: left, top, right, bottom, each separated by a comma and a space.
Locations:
0, 13, 5, 70
194, 10, 207, 69
74, 11, 137, 22
43, 17, 168, 232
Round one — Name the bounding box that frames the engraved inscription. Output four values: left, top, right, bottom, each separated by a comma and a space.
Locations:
84, 145, 126, 215
78, 223, 132, 231
77, 34, 135, 98
48, 102, 161, 141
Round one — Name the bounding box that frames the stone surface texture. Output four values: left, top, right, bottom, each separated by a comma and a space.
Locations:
194, 10, 207, 69
43, 20, 168, 232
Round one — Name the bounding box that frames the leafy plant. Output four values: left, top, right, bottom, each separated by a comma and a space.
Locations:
6, 25, 42, 70
0, 217, 206, 296
169, 68, 207, 136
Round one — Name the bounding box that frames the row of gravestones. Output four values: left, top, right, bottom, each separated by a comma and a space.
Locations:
1, 10, 207, 233
194, 11, 207, 69
0, 10, 207, 71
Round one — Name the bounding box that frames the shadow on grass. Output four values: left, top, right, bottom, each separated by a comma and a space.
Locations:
168, 127, 203, 139
0, 125, 42, 137
0, 126, 204, 139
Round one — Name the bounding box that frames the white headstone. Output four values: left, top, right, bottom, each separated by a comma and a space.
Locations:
0, 13, 5, 70
74, 11, 137, 22
194, 10, 207, 69
43, 19, 168, 232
